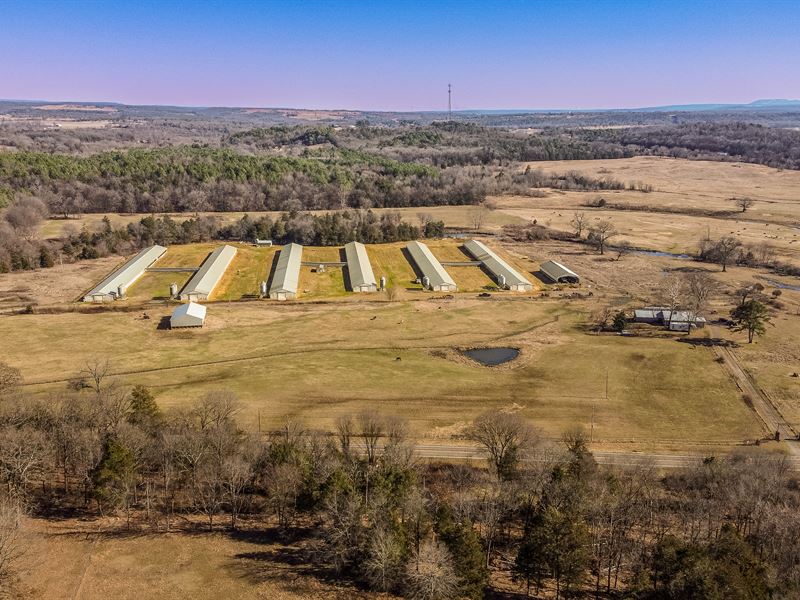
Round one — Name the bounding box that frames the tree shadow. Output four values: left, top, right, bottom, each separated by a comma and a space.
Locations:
677, 337, 739, 348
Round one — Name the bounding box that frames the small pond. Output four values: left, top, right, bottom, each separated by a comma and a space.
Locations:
634, 250, 692, 260
464, 347, 520, 366
761, 278, 800, 292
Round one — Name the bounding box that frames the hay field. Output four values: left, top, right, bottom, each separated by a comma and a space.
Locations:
495, 157, 800, 264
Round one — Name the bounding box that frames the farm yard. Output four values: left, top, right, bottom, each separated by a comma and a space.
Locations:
5, 234, 795, 451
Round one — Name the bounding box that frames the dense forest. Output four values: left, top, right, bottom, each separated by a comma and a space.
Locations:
0, 372, 798, 598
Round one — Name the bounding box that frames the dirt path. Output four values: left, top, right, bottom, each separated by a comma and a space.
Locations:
711, 329, 799, 455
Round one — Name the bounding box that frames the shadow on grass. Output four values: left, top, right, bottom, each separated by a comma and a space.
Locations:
677, 337, 739, 348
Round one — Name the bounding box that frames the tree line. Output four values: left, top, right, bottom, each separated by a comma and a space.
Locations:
0, 368, 798, 598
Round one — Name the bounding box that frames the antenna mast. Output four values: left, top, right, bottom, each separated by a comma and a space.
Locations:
448, 83, 452, 119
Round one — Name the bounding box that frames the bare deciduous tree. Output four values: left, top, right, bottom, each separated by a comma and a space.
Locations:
588, 221, 617, 255
0, 499, 21, 590
468, 410, 538, 480
714, 236, 743, 272
571, 211, 588, 238
731, 196, 755, 213
404, 539, 459, 600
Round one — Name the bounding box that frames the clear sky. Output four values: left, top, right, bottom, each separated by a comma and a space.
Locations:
1, 0, 799, 111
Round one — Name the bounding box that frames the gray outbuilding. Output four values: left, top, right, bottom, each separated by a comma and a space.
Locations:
269, 243, 303, 300
83, 245, 167, 302
540, 260, 580, 284
179, 245, 237, 302
463, 239, 533, 291
170, 302, 207, 328
406, 241, 457, 292
633, 307, 707, 331
344, 241, 377, 292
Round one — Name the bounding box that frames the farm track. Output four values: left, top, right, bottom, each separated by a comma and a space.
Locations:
710, 327, 800, 455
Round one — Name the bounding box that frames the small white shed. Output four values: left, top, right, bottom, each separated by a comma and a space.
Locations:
170, 302, 207, 328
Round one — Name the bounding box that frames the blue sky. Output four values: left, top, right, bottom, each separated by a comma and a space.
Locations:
1, 0, 798, 110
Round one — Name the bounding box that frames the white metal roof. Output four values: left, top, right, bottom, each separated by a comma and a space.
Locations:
540, 260, 580, 283
344, 241, 377, 290
463, 239, 532, 289
181, 245, 237, 299
270, 243, 303, 295
406, 241, 457, 290
170, 301, 207, 326
83, 245, 167, 300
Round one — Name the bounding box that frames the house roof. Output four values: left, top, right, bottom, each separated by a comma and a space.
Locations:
171, 301, 207, 321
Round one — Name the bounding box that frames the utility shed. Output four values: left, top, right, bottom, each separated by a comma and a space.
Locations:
406, 241, 457, 292
179, 245, 237, 302
269, 243, 302, 300
540, 260, 580, 284
170, 302, 206, 328
344, 241, 377, 292
463, 239, 533, 291
83, 245, 167, 302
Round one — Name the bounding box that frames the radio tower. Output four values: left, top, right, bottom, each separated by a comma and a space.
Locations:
447, 83, 452, 119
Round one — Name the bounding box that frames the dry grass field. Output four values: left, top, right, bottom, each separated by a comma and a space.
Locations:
1, 265, 766, 450
15, 517, 374, 600
494, 157, 800, 265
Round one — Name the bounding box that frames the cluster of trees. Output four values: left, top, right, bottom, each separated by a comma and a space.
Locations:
1, 207, 444, 272
216, 210, 445, 246
1, 372, 799, 598
571, 122, 800, 170
0, 196, 58, 273
0, 146, 490, 215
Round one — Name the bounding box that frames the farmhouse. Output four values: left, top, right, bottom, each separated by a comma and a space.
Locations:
83, 245, 167, 302
540, 260, 580, 284
463, 239, 533, 291
406, 241, 457, 292
633, 307, 707, 331
170, 302, 206, 328
344, 241, 378, 292
179, 244, 237, 302
269, 243, 302, 300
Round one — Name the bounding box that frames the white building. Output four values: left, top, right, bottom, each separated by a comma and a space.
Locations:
170, 302, 207, 328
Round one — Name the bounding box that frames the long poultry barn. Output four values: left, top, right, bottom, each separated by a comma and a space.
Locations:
406, 241, 457, 292
463, 239, 533, 291
269, 243, 302, 300
179, 244, 237, 302
83, 245, 167, 302
344, 241, 377, 292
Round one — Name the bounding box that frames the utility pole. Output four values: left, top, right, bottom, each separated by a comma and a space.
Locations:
448, 83, 452, 120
